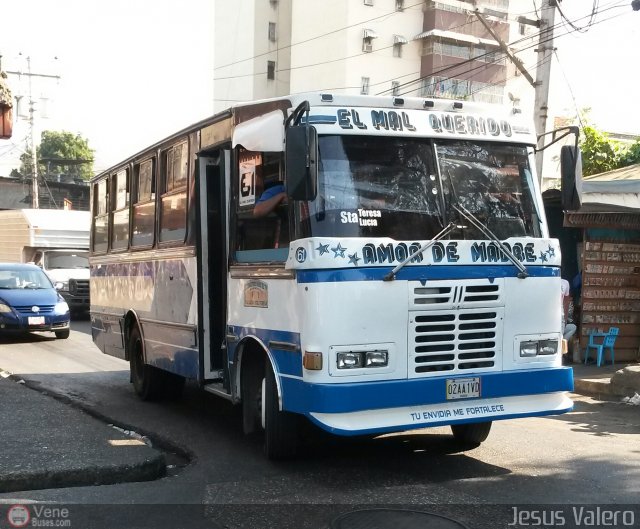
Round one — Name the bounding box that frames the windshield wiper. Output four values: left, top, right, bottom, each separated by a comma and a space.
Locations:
452, 203, 529, 279
383, 222, 463, 281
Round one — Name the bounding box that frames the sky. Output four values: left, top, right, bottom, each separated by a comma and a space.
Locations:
0, 0, 214, 175
0, 0, 638, 177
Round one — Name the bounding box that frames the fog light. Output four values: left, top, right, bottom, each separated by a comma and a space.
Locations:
538, 340, 558, 355
365, 350, 388, 367
337, 352, 363, 369
520, 341, 538, 357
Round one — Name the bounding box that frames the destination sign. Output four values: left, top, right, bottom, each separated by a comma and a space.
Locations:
312, 107, 533, 141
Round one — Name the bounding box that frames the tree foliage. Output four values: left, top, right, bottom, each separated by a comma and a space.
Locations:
579, 120, 640, 177
17, 130, 94, 181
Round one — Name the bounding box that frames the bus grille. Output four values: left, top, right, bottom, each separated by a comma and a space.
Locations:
412, 281, 502, 308
409, 309, 503, 376
408, 277, 505, 378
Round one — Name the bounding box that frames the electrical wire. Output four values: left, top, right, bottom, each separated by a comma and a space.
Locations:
214, 1, 543, 79
375, 0, 628, 98
211, 0, 627, 106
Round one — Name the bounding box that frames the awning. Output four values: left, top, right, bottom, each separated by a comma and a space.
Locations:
413, 28, 498, 48
363, 28, 378, 39
394, 35, 408, 45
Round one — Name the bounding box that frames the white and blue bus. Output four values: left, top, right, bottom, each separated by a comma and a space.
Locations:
90, 93, 574, 459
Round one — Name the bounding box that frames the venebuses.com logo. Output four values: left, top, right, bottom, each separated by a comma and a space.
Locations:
6, 504, 71, 528
7, 505, 30, 528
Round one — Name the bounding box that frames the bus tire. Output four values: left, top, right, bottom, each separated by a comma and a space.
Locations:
451, 421, 492, 446
129, 325, 164, 401
241, 356, 264, 435
264, 361, 298, 460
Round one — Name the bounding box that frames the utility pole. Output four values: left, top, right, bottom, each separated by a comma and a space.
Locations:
533, 0, 557, 184
6, 57, 60, 209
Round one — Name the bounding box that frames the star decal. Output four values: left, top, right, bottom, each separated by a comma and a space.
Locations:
331, 243, 347, 258
539, 251, 548, 263
316, 243, 330, 256
547, 245, 555, 258
348, 252, 360, 266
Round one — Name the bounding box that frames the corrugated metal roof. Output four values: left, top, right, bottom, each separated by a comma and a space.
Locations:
564, 211, 640, 229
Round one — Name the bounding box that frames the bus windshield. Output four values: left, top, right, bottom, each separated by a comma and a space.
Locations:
437, 141, 541, 239
301, 135, 540, 240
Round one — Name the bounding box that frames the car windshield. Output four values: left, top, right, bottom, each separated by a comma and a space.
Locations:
44, 252, 89, 269
298, 135, 540, 241
0, 268, 53, 289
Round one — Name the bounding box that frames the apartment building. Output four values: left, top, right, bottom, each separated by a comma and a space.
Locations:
213, 0, 538, 113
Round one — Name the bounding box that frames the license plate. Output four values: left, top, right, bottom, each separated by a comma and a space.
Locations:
28, 316, 45, 325
446, 377, 481, 400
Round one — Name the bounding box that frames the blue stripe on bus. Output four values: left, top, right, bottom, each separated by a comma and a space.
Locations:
227, 326, 302, 377
301, 115, 338, 124
279, 367, 574, 414
296, 265, 560, 283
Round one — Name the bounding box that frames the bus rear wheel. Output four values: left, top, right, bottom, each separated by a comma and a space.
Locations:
451, 421, 492, 447
263, 361, 298, 460
129, 325, 164, 401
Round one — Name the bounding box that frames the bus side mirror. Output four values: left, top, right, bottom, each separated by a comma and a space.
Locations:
560, 145, 582, 211
285, 125, 318, 200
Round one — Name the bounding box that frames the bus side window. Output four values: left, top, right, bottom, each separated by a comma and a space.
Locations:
111, 168, 130, 251
159, 141, 188, 244
92, 177, 109, 254
132, 158, 156, 247
233, 150, 289, 262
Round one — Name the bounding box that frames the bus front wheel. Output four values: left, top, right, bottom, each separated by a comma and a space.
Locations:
129, 325, 164, 401
451, 421, 492, 447
263, 361, 298, 460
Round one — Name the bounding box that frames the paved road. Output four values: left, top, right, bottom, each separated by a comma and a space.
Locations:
0, 318, 639, 528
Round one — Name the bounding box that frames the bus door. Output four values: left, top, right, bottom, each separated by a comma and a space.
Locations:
196, 151, 230, 387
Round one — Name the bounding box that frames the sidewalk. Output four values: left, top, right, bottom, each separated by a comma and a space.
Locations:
0, 376, 166, 494
570, 361, 640, 401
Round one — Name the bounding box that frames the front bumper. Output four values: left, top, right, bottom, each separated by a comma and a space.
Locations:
281, 367, 574, 436
0, 313, 70, 333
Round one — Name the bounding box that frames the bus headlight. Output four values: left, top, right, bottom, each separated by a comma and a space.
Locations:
336, 350, 389, 369
538, 340, 558, 355
365, 350, 388, 367
520, 341, 538, 357
337, 352, 363, 369
520, 339, 558, 357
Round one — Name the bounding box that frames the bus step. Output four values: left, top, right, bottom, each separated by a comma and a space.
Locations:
203, 381, 233, 401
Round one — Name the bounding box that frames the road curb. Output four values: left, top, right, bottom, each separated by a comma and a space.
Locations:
0, 369, 173, 494
0, 455, 166, 494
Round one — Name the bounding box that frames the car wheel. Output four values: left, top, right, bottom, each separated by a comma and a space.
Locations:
263, 360, 298, 460
55, 329, 70, 339
129, 324, 164, 401
451, 421, 492, 447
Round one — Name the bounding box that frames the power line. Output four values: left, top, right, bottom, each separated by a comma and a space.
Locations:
214, 2, 544, 78
375, 0, 628, 98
